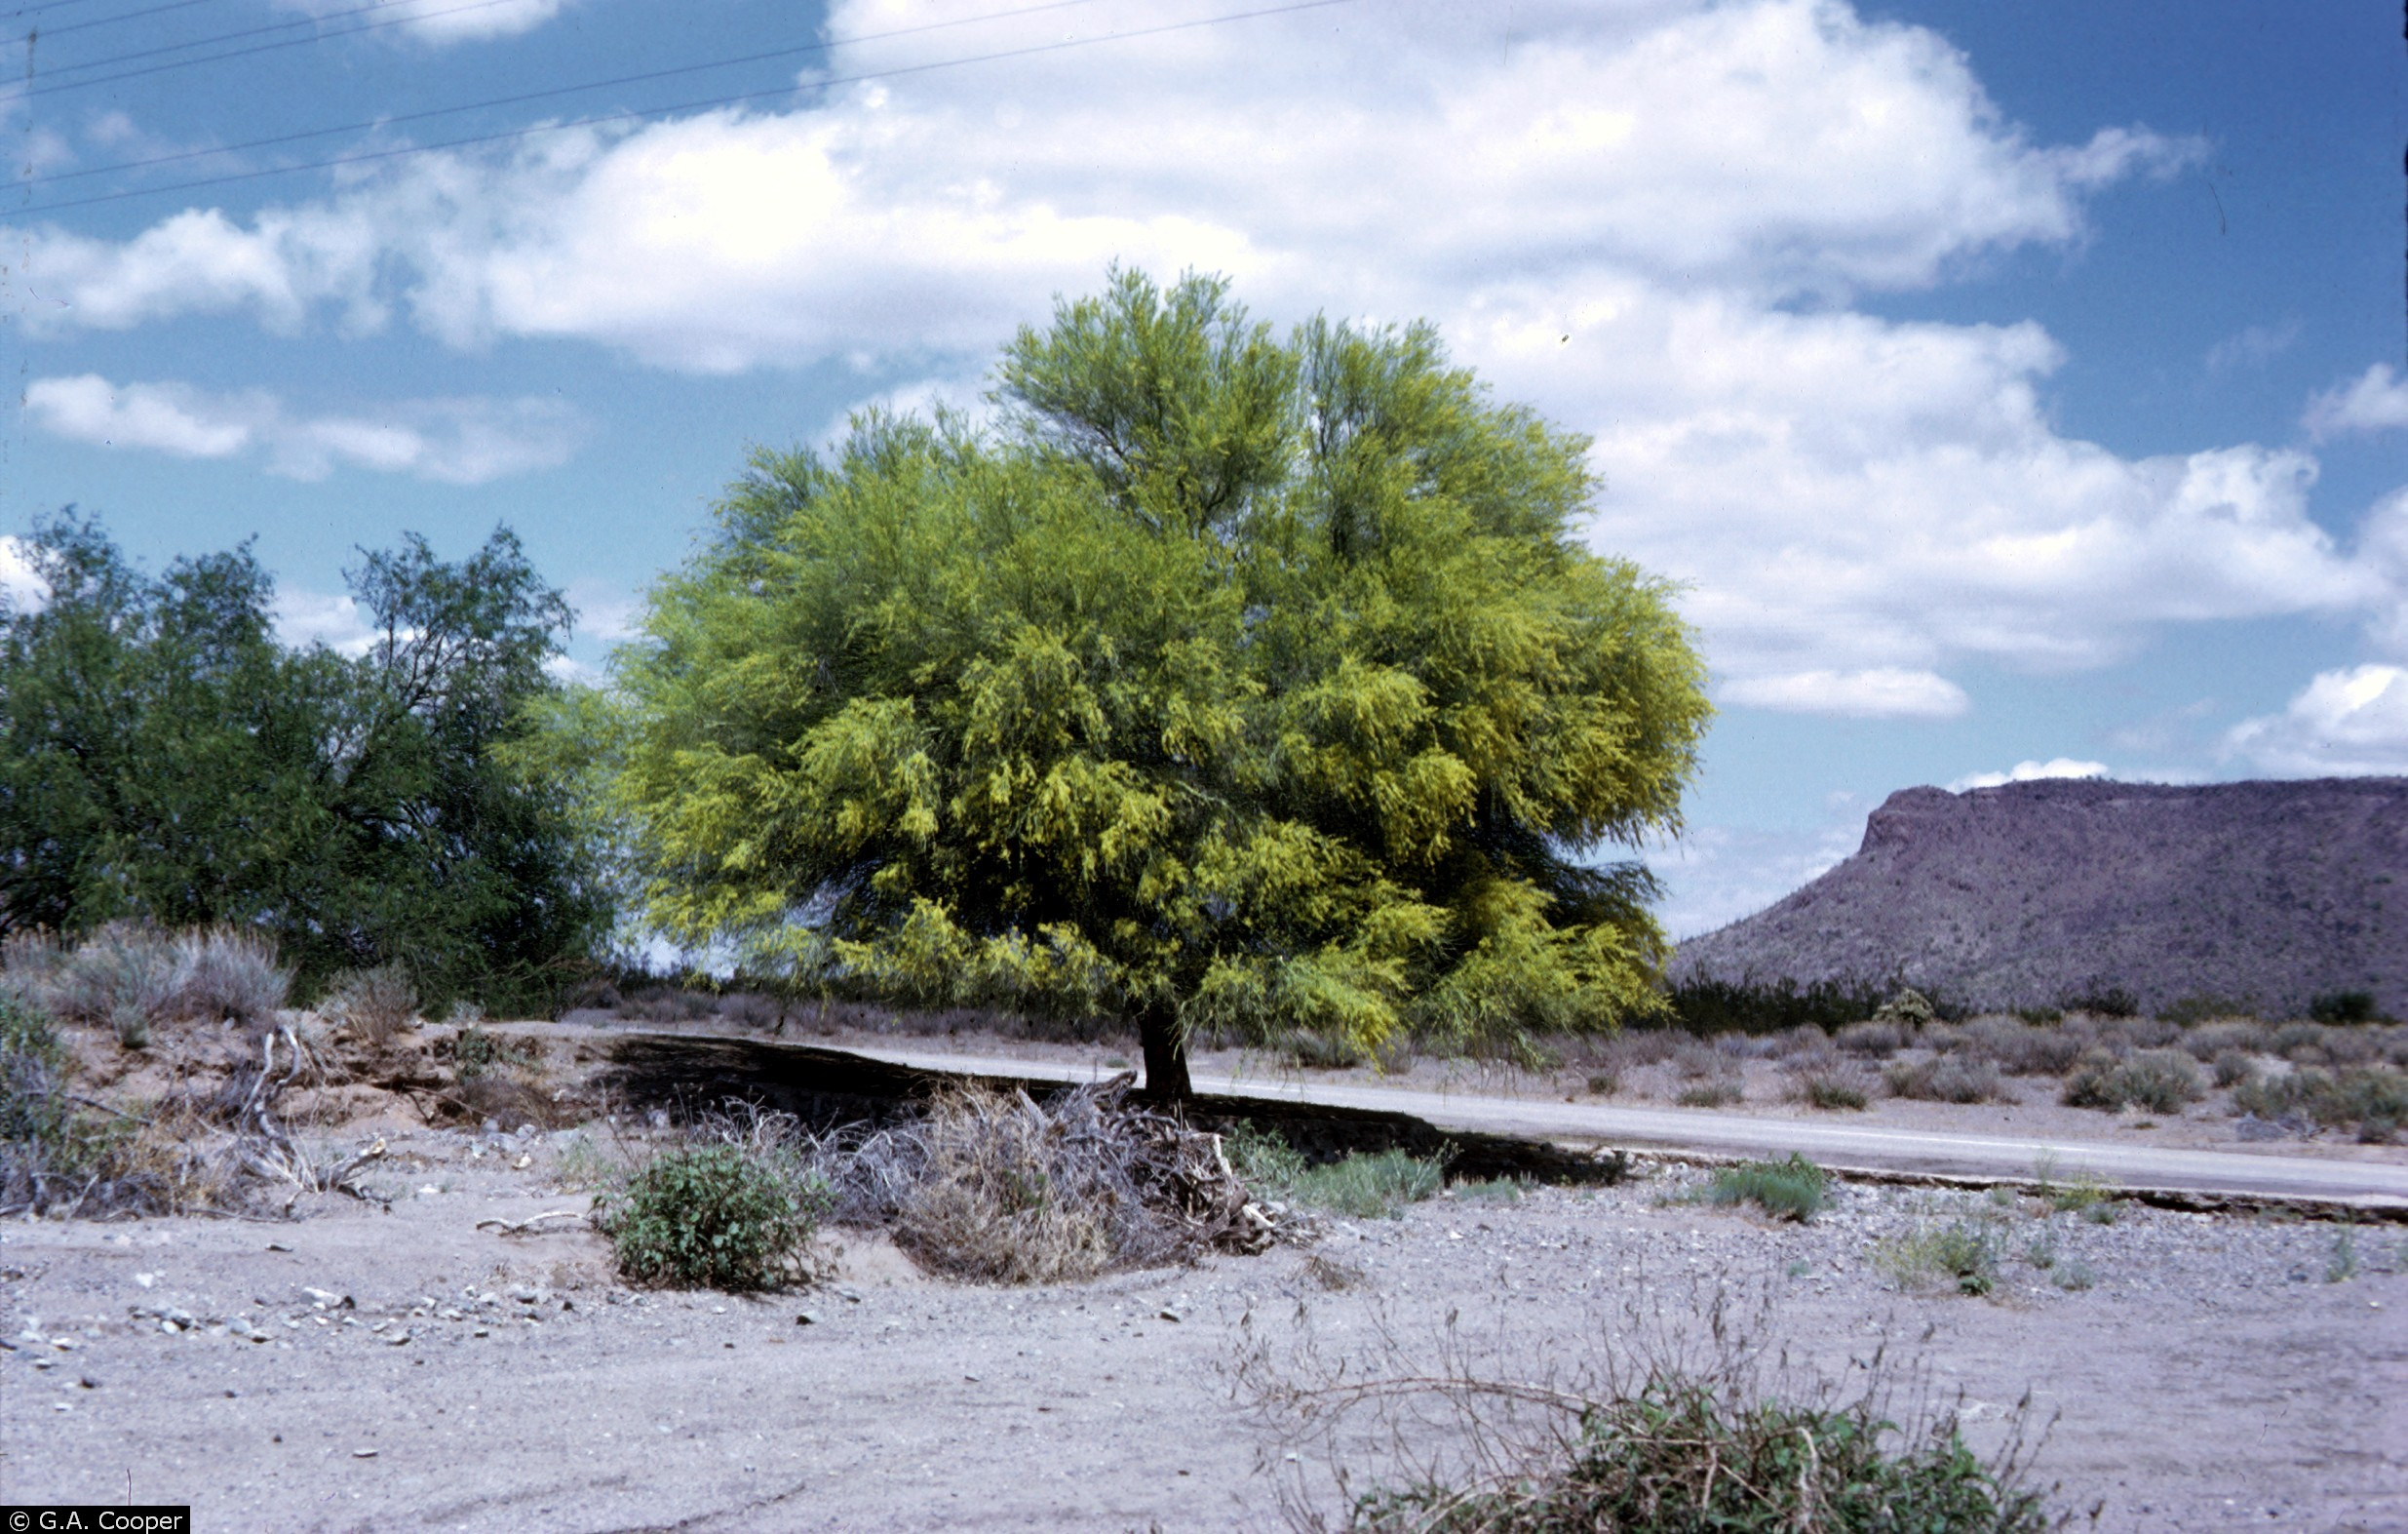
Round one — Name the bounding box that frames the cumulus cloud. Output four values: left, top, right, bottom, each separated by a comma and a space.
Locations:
0, 536, 48, 611
1646, 814, 1868, 939
2305, 364, 2408, 439
272, 0, 576, 44
1946, 757, 2109, 792
23, 374, 582, 484
270, 588, 377, 654
2223, 664, 2408, 777
1722, 667, 1968, 720
9, 0, 2363, 717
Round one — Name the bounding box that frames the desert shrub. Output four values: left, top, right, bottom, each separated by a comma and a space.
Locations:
2317, 1027, 2380, 1067
39, 922, 180, 1044
2013, 1005, 2062, 1025
1876, 1221, 2000, 1296
0, 993, 169, 1217
1660, 975, 1888, 1037
2233, 1067, 2408, 1143
2063, 1048, 2201, 1113
2211, 1049, 2257, 1088
1769, 1022, 1831, 1058
1712, 1030, 1780, 1060
2310, 991, 2379, 1025
1884, 1055, 2010, 1104
2158, 995, 2251, 1026
1224, 1119, 1312, 1190
1960, 1015, 2085, 1077
1785, 1064, 1869, 1111
1582, 1070, 1619, 1096
1701, 1154, 1828, 1222
1347, 1372, 2051, 1534
322, 963, 419, 1044
600, 1143, 823, 1290
169, 926, 291, 1027
1834, 1018, 1908, 1058
2184, 1019, 2270, 1062
1675, 1080, 1742, 1108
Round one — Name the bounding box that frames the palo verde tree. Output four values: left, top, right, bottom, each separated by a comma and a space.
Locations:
609, 269, 1710, 1096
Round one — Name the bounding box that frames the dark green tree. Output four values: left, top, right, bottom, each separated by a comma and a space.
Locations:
609, 270, 1711, 1095
0, 513, 606, 1011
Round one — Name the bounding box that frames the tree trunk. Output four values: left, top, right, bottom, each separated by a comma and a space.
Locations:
1137, 1002, 1192, 1102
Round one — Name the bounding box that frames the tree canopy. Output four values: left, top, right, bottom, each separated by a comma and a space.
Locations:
0, 514, 606, 1011
610, 269, 1711, 1093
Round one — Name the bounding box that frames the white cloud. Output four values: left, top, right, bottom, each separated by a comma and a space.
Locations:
1946, 757, 2109, 792
0, 536, 48, 612
10, 0, 2366, 719
272, 0, 576, 44
1646, 815, 1868, 939
1722, 667, 1968, 719
23, 374, 581, 484
2305, 364, 2408, 439
270, 588, 377, 655
2204, 319, 2299, 374
2223, 664, 2408, 777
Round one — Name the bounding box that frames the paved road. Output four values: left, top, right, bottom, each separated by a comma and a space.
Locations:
841, 1042, 2408, 1208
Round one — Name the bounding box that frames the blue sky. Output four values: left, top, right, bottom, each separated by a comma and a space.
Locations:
4, 0, 2404, 940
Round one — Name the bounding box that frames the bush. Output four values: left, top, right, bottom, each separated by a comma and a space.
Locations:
1885, 1055, 2010, 1104
2062, 1047, 2200, 1114
1285, 1148, 1449, 1220
1, 993, 172, 1218
1876, 1221, 2000, 1296
1788, 1067, 1869, 1111
1834, 1018, 1908, 1058
601, 1144, 822, 1290
1960, 1015, 2085, 1077
1349, 1373, 2050, 1533
1702, 1154, 1828, 1221
323, 963, 420, 1044
1675, 1079, 1742, 1108
2233, 1066, 2408, 1144
1873, 988, 1936, 1027
1659, 975, 1890, 1037
2310, 991, 2379, 1025
2183, 1018, 2271, 1062
2211, 1049, 2257, 1088
2064, 986, 2139, 1018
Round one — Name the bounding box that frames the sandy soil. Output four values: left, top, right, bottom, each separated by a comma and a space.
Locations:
5, 1123, 2404, 1532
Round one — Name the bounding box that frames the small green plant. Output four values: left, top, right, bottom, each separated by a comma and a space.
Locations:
2325, 1226, 2358, 1283
1876, 1220, 2000, 1296
599, 1144, 823, 1290
2023, 1229, 2057, 1270
1224, 1122, 1445, 1219
1701, 1154, 1829, 1223
2052, 1256, 2096, 1291
1289, 1149, 1448, 1219
451, 1024, 534, 1080
1583, 1070, 1619, 1096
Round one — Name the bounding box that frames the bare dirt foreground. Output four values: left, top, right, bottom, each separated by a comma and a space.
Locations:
4, 1122, 2405, 1533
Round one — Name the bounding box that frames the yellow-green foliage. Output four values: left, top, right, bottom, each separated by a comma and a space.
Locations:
603, 269, 1710, 1068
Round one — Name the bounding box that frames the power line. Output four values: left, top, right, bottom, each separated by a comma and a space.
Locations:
28, 0, 416, 74
31, 0, 1120, 187
17, 0, 533, 97
27, 0, 229, 43
15, 0, 1364, 216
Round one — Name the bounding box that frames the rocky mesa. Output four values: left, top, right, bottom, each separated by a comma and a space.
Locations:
1667, 776, 2408, 1018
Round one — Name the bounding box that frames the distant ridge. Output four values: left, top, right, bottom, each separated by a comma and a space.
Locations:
1666, 776, 2408, 1018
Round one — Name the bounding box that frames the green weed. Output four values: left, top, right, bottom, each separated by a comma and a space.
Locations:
1700, 1154, 1829, 1223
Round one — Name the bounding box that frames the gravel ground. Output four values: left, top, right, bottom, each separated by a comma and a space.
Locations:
4, 1125, 2404, 1532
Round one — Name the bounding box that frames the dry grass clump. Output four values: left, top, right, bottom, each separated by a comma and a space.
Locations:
1780, 1057, 1872, 1111
1, 924, 291, 1047
1956, 1015, 2086, 1077
320, 963, 419, 1045
1833, 1018, 1908, 1058
1884, 1054, 2011, 1104
802, 1079, 1274, 1283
